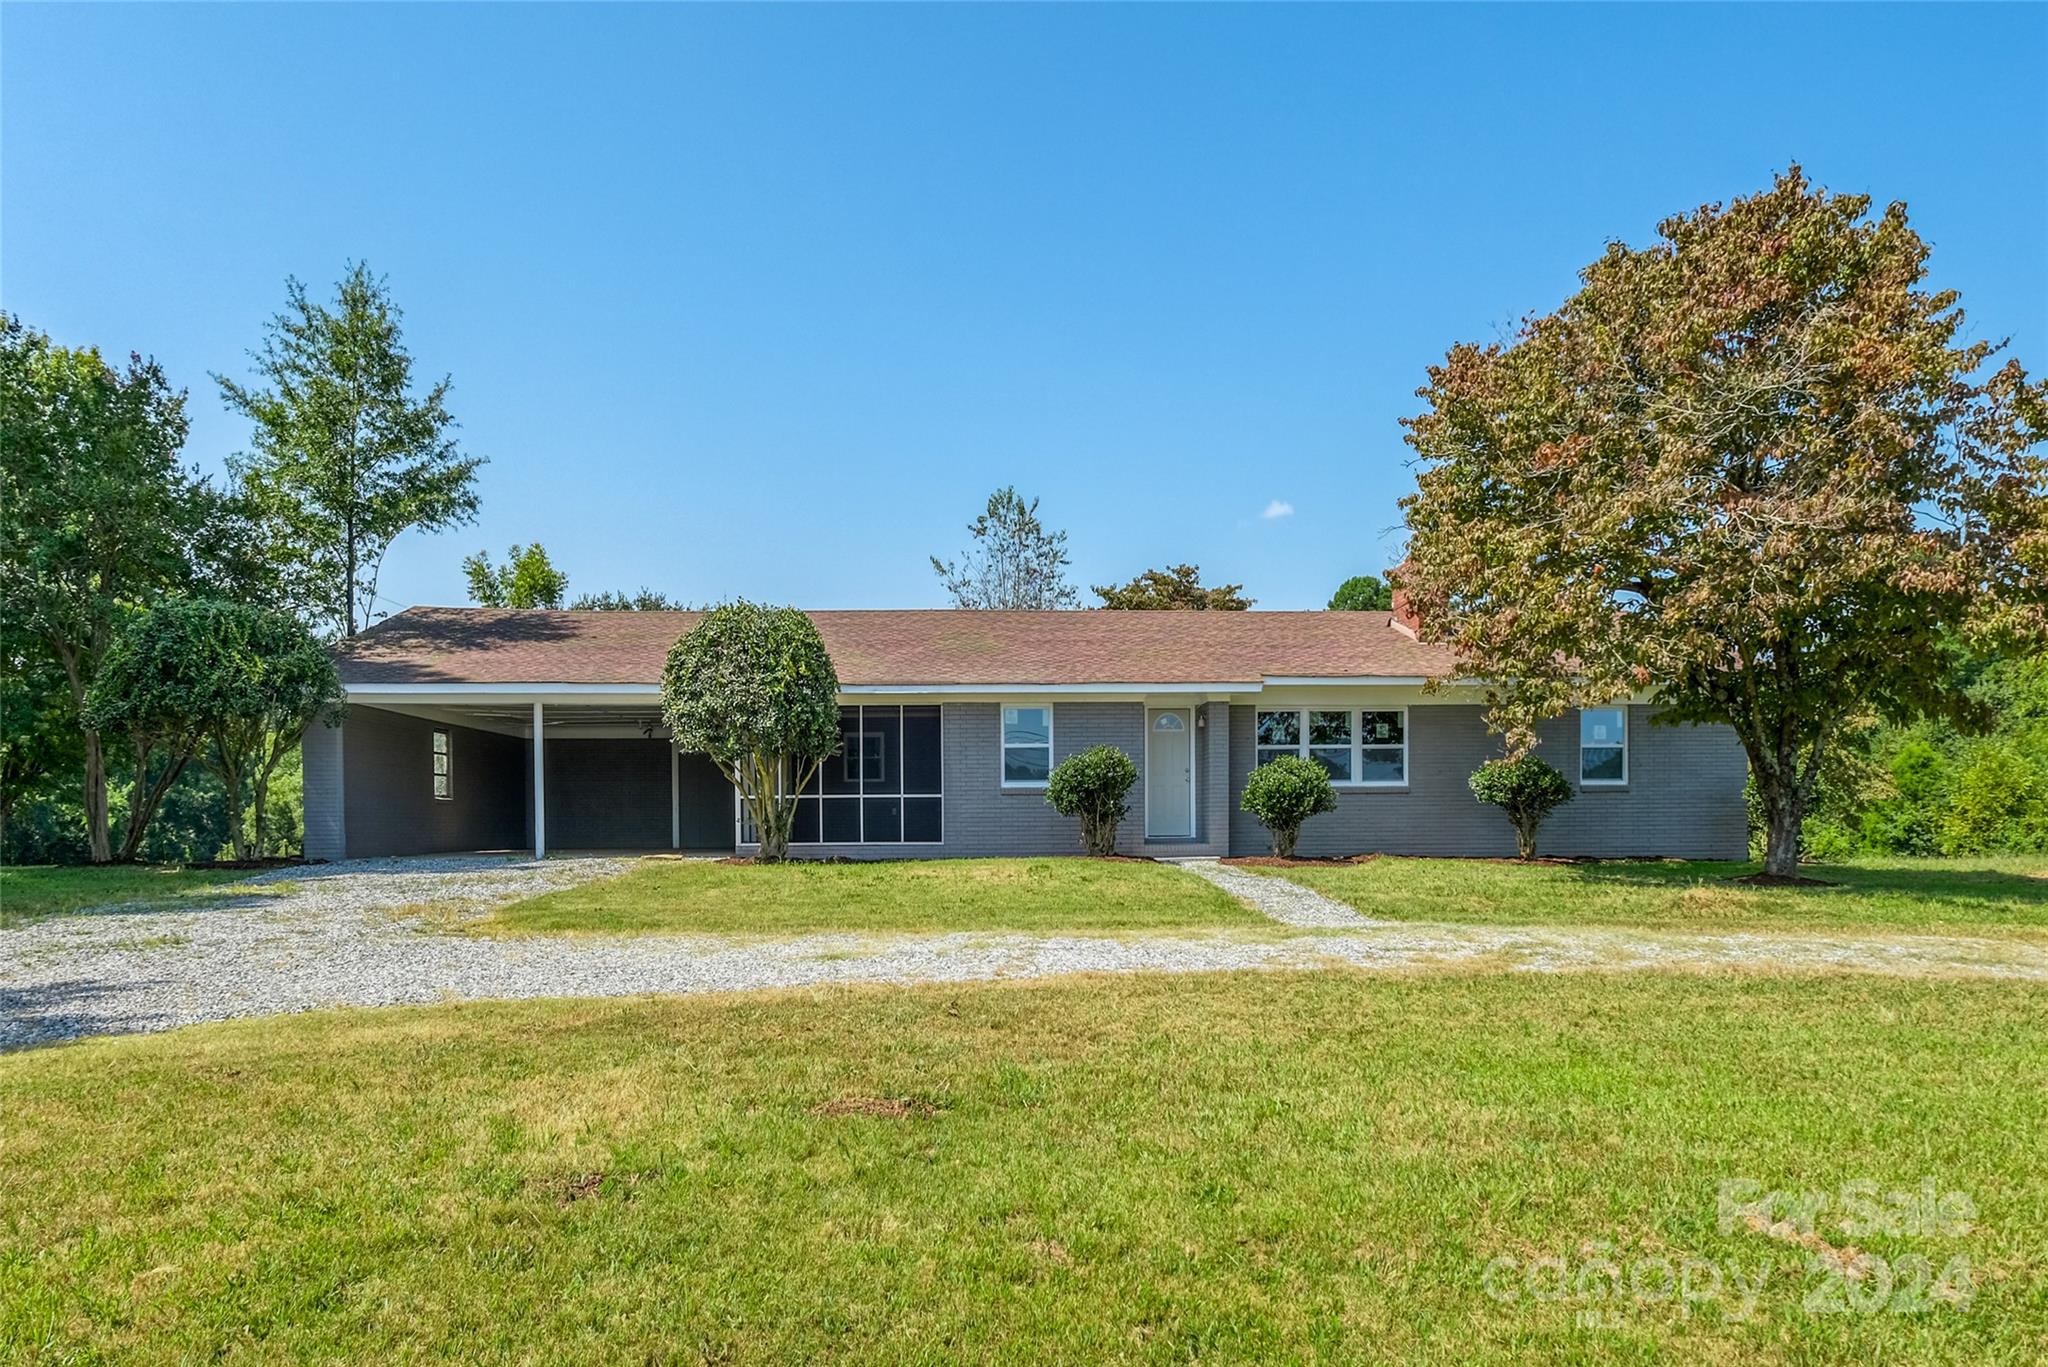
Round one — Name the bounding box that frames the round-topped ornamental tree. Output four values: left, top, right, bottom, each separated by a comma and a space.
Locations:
660, 601, 840, 862
1240, 755, 1338, 859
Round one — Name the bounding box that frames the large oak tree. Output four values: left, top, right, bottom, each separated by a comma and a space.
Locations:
1399, 169, 2047, 876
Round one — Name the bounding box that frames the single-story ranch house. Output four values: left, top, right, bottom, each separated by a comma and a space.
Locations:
307, 605, 1750, 862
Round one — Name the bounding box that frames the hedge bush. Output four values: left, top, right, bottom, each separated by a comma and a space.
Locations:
1240, 756, 1337, 858
1468, 754, 1574, 860
1045, 745, 1139, 856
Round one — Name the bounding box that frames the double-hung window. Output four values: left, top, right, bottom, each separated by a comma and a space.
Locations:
1580, 708, 1627, 785
1001, 705, 1053, 787
1255, 708, 1407, 786
431, 729, 452, 801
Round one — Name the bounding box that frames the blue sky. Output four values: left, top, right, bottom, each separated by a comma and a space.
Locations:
6, 4, 2044, 617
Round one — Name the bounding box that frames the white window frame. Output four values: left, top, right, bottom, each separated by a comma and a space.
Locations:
1253, 707, 1409, 789
431, 729, 452, 801
1579, 707, 1628, 787
999, 703, 1055, 789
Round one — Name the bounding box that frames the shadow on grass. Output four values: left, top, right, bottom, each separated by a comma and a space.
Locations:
1561, 859, 2048, 908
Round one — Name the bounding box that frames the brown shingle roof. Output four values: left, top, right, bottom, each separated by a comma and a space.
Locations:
333, 607, 1457, 688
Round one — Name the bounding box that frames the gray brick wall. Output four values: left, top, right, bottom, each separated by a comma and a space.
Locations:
746, 702, 1229, 859
302, 716, 346, 861
341, 705, 527, 858
1227, 703, 1749, 859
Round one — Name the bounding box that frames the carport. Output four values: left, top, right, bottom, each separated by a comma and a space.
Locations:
305, 691, 736, 860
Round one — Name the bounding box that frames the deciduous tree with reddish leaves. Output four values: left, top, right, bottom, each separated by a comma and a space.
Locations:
1399, 168, 2048, 877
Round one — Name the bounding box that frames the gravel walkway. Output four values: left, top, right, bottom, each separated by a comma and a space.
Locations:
1175, 858, 1376, 927
5, 855, 2046, 1050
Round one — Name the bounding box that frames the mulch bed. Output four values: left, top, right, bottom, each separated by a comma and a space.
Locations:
1726, 871, 1841, 888
1221, 854, 1381, 869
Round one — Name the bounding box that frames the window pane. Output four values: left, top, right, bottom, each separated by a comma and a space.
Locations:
826, 709, 862, 795
903, 796, 942, 844
1004, 746, 1051, 784
1360, 711, 1404, 746
1256, 711, 1299, 747
1255, 747, 1293, 768
1309, 711, 1350, 746
903, 706, 942, 794
433, 754, 449, 776
1003, 706, 1051, 747
1583, 747, 1626, 783
822, 797, 861, 842
433, 774, 450, 799
862, 706, 902, 794
1581, 708, 1625, 748
790, 797, 820, 843
432, 731, 448, 754
863, 796, 902, 843
1310, 747, 1352, 781
1360, 747, 1405, 784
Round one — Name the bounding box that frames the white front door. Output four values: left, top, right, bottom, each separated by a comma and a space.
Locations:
1145, 709, 1194, 838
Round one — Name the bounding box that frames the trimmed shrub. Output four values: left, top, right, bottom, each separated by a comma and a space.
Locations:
1044, 745, 1140, 856
1240, 756, 1337, 858
661, 601, 841, 862
1468, 754, 1574, 860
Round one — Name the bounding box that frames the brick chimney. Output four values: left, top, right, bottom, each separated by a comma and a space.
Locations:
1388, 562, 1420, 639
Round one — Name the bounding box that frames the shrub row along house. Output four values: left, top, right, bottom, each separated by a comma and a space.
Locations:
309, 603, 1749, 861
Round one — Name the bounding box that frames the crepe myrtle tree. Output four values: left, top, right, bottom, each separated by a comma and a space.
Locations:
661, 601, 841, 862
87, 600, 344, 861
1240, 756, 1337, 859
1044, 744, 1139, 856
1468, 754, 1574, 861
1400, 167, 2048, 877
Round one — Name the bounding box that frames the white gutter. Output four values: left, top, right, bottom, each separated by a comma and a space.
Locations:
343, 675, 1466, 704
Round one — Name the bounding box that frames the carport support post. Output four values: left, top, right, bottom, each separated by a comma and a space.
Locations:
532, 701, 546, 859
670, 743, 681, 849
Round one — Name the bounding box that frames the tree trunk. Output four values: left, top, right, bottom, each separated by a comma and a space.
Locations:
1513, 816, 1538, 861
82, 730, 112, 863
222, 766, 251, 862
251, 766, 272, 858
1761, 784, 1804, 877
118, 741, 189, 863
1274, 825, 1298, 859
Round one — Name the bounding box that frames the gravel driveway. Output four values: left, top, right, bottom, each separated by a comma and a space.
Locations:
5, 854, 2046, 1050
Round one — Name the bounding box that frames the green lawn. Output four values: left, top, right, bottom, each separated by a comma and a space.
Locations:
4, 971, 2043, 1362
1248, 855, 2048, 938
476, 857, 1263, 936
0, 863, 270, 929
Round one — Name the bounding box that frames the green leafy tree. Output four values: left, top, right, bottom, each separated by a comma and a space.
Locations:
660, 602, 841, 862
932, 487, 1079, 609
218, 263, 484, 637
570, 588, 689, 610
1400, 168, 2048, 877
1328, 574, 1392, 611
0, 641, 80, 850
1044, 744, 1140, 855
87, 600, 343, 861
1093, 564, 1252, 610
0, 315, 230, 862
1468, 754, 1574, 860
1240, 756, 1338, 859
464, 542, 569, 609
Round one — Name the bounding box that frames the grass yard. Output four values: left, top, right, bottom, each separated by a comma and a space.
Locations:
0, 863, 270, 929
476, 856, 1264, 936
3, 971, 2043, 1362
1250, 855, 2048, 939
